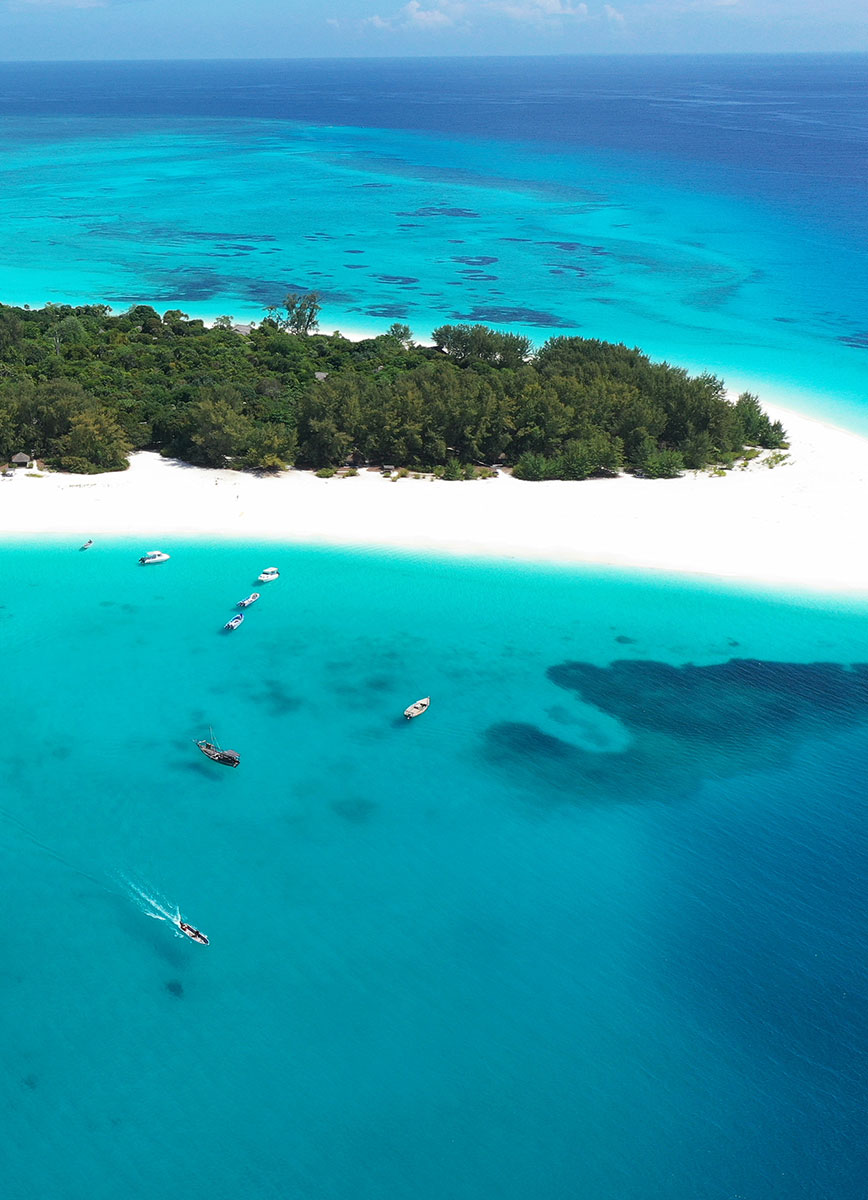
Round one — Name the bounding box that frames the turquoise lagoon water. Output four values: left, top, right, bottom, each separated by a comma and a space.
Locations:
2, 538, 868, 1199
0, 57, 867, 427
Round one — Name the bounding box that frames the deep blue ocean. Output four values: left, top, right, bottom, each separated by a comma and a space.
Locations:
1, 57, 868, 1200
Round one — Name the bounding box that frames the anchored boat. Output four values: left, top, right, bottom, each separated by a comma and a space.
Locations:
196, 737, 240, 768
139, 550, 170, 565
224, 613, 244, 631
237, 592, 260, 608
257, 567, 279, 583
404, 696, 430, 720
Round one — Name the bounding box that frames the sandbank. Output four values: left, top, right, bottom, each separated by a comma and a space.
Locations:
1, 401, 866, 594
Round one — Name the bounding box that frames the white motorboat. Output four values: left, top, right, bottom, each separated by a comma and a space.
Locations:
237, 592, 260, 608
177, 919, 209, 946
403, 696, 430, 720
224, 613, 244, 631
139, 550, 170, 565
257, 567, 279, 582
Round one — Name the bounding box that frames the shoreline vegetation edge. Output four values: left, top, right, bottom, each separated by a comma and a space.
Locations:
2, 399, 867, 595
1, 304, 863, 593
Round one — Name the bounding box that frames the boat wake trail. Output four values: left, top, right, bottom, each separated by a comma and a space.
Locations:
119, 876, 210, 944
0, 810, 205, 942
0, 806, 117, 893
117, 874, 181, 927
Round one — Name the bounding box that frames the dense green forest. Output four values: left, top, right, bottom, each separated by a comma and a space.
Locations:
0, 300, 786, 479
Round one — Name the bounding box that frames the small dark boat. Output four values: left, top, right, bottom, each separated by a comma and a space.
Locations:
196, 738, 240, 768
177, 920, 209, 946
224, 613, 244, 631
80, 538, 93, 551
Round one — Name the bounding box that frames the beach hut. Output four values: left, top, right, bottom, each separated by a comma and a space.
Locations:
11, 452, 30, 469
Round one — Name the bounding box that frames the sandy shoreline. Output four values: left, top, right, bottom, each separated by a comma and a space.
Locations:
2, 401, 867, 594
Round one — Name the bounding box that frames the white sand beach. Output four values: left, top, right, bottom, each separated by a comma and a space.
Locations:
1, 401, 866, 594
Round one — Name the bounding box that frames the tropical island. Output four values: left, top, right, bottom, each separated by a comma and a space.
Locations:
0, 297, 786, 479
0, 295, 866, 593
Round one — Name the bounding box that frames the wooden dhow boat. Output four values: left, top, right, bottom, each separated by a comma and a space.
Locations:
196, 734, 240, 768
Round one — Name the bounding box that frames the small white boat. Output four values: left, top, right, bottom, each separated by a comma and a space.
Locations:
404, 696, 430, 720
257, 567, 280, 583
177, 919, 209, 946
139, 550, 170, 565
224, 613, 244, 631
237, 592, 261, 608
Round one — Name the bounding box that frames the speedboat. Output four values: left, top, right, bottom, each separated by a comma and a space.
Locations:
224, 613, 244, 631
196, 739, 240, 768
177, 919, 209, 946
404, 696, 431, 720
237, 592, 260, 608
80, 538, 93, 551
257, 567, 279, 582
139, 550, 170, 565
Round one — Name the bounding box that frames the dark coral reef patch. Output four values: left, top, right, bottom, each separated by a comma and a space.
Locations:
547, 659, 868, 743
483, 658, 868, 805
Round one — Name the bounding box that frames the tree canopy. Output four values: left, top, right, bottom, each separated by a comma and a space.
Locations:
0, 303, 786, 477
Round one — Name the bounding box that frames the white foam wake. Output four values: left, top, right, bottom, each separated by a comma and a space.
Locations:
118, 874, 181, 927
